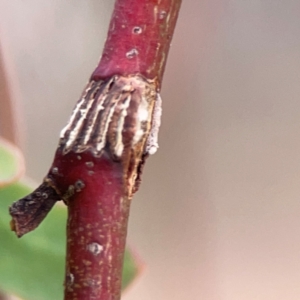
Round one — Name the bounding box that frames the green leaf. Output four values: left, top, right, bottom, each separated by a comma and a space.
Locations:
0, 138, 24, 187
0, 180, 140, 300
122, 248, 142, 290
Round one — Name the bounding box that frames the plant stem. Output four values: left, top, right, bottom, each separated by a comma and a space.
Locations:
53, 151, 128, 299
9, 0, 182, 299
55, 75, 159, 300
92, 0, 182, 89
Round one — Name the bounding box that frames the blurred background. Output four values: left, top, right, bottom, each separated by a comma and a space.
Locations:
1, 0, 300, 299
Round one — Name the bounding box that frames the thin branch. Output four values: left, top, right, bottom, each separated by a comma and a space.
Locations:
9, 1, 182, 299
92, 0, 182, 89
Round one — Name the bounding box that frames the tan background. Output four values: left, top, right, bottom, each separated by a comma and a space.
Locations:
1, 0, 300, 299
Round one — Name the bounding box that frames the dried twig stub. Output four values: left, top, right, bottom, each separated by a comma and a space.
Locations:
9, 180, 61, 238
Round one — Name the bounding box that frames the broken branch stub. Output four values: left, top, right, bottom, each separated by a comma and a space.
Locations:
9, 180, 60, 237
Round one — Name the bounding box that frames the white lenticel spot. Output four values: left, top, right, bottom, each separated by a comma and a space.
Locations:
158, 10, 167, 20
85, 161, 94, 168
132, 26, 142, 34
126, 48, 139, 59
87, 243, 103, 256
75, 180, 85, 192
66, 273, 74, 287
52, 167, 59, 174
